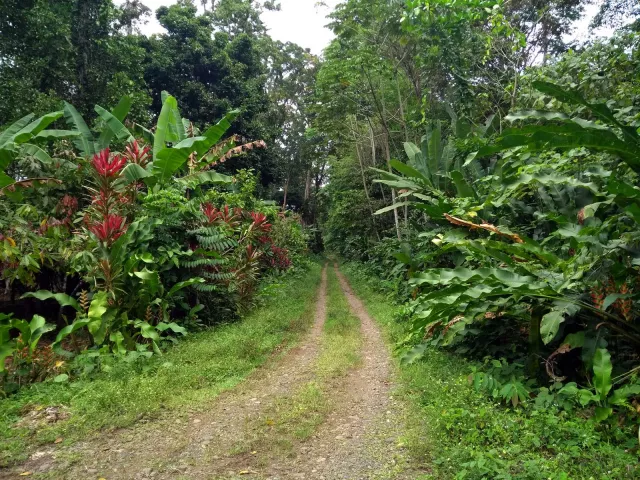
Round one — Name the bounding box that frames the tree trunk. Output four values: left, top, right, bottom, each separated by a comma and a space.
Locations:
384, 132, 401, 241
527, 306, 544, 377
350, 117, 380, 241
369, 123, 386, 203
396, 75, 409, 229
282, 175, 289, 211
396, 75, 409, 143
304, 169, 311, 201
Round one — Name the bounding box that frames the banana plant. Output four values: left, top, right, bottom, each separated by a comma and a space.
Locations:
372, 157, 476, 221
124, 92, 240, 188
403, 123, 458, 192
0, 110, 81, 190
372, 117, 483, 219
62, 96, 134, 157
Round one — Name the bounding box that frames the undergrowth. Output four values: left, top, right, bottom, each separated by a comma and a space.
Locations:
0, 261, 323, 468
341, 261, 639, 480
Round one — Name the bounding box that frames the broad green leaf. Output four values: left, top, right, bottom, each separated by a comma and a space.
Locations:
450, 170, 475, 198
483, 113, 500, 137
390, 159, 431, 184
121, 163, 152, 185
562, 332, 585, 349
533, 81, 639, 146
403, 141, 421, 163
607, 177, 640, 200
593, 348, 613, 401
540, 310, 564, 344
28, 314, 46, 332
176, 170, 233, 186
505, 110, 570, 122
0, 341, 16, 373
0, 114, 35, 147
27, 315, 55, 353
110, 96, 132, 123
0, 142, 18, 170
138, 321, 161, 343
33, 130, 82, 141
156, 322, 188, 336
194, 110, 240, 157
20, 144, 53, 164
134, 268, 161, 297
602, 293, 631, 312
95, 104, 133, 149
151, 145, 195, 183
610, 385, 640, 406
22, 290, 81, 311
13, 111, 63, 143
51, 318, 91, 357
594, 406, 613, 422
153, 95, 178, 161
375, 202, 411, 215
578, 388, 598, 406
411, 267, 538, 288
63, 102, 95, 156
167, 277, 205, 298
625, 203, 640, 223
133, 123, 154, 145
163, 92, 186, 143
87, 292, 109, 345
400, 343, 428, 365
558, 382, 579, 396
571, 117, 610, 131
110, 331, 127, 355
0, 171, 15, 189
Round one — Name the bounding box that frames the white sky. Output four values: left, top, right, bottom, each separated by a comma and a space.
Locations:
118, 0, 340, 55
117, 1, 618, 56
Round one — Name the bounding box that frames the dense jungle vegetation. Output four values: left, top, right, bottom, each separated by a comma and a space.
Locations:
2, 0, 640, 477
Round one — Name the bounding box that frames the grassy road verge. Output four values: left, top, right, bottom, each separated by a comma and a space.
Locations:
0, 262, 323, 467
341, 263, 638, 480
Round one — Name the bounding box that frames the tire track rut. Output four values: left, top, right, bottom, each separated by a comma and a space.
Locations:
6, 266, 329, 480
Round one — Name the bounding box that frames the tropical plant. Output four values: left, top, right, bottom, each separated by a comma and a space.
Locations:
559, 348, 640, 422
0, 111, 79, 193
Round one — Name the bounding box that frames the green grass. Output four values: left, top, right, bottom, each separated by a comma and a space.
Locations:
341, 263, 640, 480
0, 262, 323, 467
234, 265, 362, 458
317, 266, 362, 379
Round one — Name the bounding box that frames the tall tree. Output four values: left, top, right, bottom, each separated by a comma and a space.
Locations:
142, 0, 279, 183
0, 0, 151, 124
592, 0, 640, 30
210, 0, 280, 36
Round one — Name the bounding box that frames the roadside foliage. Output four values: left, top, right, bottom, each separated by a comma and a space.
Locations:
2, 0, 640, 477
317, 0, 640, 475
0, 92, 309, 395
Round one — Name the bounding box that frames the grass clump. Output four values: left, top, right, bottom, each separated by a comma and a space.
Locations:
341, 263, 639, 480
316, 266, 362, 379
0, 263, 323, 467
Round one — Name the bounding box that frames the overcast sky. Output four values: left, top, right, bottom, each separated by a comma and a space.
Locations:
117, 1, 615, 56
118, 0, 340, 55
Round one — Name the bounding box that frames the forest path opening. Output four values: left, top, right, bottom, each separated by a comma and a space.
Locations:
251, 264, 417, 480
5, 263, 420, 479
